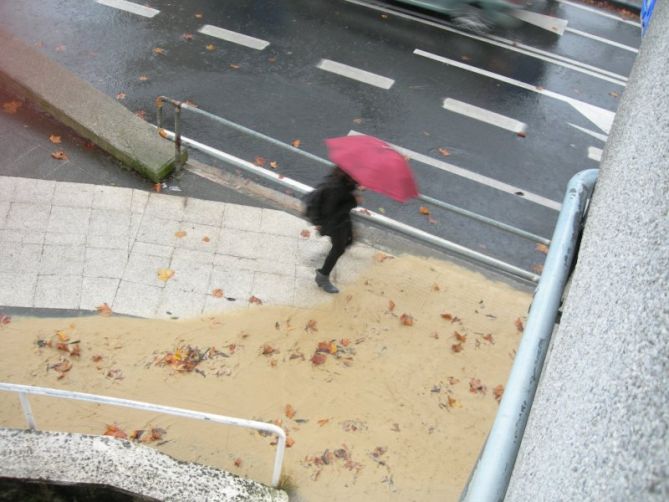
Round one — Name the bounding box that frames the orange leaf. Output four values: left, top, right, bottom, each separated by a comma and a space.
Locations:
249, 295, 263, 305
400, 313, 414, 326
535, 243, 549, 254
493, 384, 504, 402
531, 264, 544, 274
135, 110, 146, 120
388, 300, 396, 312
269, 161, 279, 169
212, 288, 224, 298
482, 333, 495, 344
317, 418, 330, 427
115, 92, 126, 101
202, 236, 210, 242
175, 230, 187, 238
104, 424, 128, 439
311, 352, 327, 365
419, 206, 431, 215
96, 303, 112, 317
51, 150, 68, 160
447, 396, 462, 408
438, 147, 450, 157
254, 156, 266, 167
229, 63, 240, 69
300, 229, 311, 238
157, 268, 175, 282
234, 457, 242, 467
305, 319, 318, 333
441, 313, 453, 321
469, 378, 487, 394
286, 437, 295, 448
92, 354, 103, 363
453, 331, 467, 342
158, 128, 169, 139
515, 318, 525, 332
373, 252, 394, 262
2, 100, 22, 114
316, 341, 330, 353
139, 75, 150, 81
341, 338, 351, 347
447, 376, 460, 385
432, 283, 440, 291
451, 342, 464, 353
328, 341, 338, 354
291, 139, 301, 148
152, 47, 166, 55
49, 134, 62, 144
180, 33, 193, 41
206, 43, 216, 51
285, 404, 296, 419
262, 344, 276, 355
352, 118, 363, 124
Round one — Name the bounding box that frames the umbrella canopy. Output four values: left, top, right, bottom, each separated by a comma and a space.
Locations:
325, 135, 418, 202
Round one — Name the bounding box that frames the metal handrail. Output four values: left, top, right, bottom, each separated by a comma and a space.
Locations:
0, 382, 286, 488
155, 96, 550, 246
459, 169, 598, 501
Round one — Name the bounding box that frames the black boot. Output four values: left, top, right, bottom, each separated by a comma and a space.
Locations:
315, 270, 339, 294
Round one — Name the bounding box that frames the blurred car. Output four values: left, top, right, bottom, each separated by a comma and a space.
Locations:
390, 0, 521, 31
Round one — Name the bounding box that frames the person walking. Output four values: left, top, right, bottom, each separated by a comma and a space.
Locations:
311, 167, 358, 294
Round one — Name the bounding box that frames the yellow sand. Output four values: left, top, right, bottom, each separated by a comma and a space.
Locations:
0, 255, 530, 502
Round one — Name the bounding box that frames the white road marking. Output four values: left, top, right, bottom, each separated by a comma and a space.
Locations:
588, 146, 603, 162
95, 0, 159, 18
442, 98, 527, 135
512, 10, 568, 35
568, 123, 608, 142
198, 24, 269, 50
345, 0, 626, 86
316, 59, 394, 89
557, 0, 641, 28
414, 48, 616, 133
348, 130, 561, 211
565, 27, 639, 53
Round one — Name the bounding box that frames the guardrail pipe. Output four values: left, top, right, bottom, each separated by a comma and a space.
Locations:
460, 168, 599, 502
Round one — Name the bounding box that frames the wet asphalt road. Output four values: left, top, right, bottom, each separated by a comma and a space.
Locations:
0, 0, 640, 276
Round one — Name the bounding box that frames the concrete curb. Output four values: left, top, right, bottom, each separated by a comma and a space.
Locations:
0, 28, 185, 183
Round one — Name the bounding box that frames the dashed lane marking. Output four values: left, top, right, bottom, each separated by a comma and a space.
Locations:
316, 59, 395, 89
565, 27, 639, 53
198, 24, 269, 50
442, 98, 528, 135
345, 0, 627, 86
348, 130, 561, 211
511, 10, 568, 35
414, 48, 616, 134
95, 0, 159, 18
568, 123, 608, 142
588, 146, 603, 162
557, 0, 642, 28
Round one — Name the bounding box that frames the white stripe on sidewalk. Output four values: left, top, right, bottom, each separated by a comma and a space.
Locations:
348, 130, 561, 211
557, 0, 641, 28
442, 98, 527, 135
198, 24, 269, 50
344, 0, 627, 86
568, 123, 608, 142
565, 27, 639, 53
414, 48, 616, 134
96, 0, 159, 18
588, 146, 603, 162
316, 59, 394, 89
512, 10, 568, 35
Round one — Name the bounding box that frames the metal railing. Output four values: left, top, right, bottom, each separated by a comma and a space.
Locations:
0, 382, 286, 488
459, 169, 598, 501
155, 97, 549, 282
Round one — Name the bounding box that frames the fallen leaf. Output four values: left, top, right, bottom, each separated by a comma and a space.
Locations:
300, 229, 311, 238
291, 139, 301, 148
49, 134, 61, 144
206, 43, 216, 51
51, 359, 72, 379
195, 12, 203, 18
285, 404, 296, 419
152, 47, 166, 55
341, 338, 351, 347
515, 318, 525, 332
249, 295, 263, 305
419, 206, 431, 215
493, 384, 504, 402
388, 300, 396, 312
438, 147, 450, 157
141, 427, 166, 442
469, 378, 486, 394
91, 354, 103, 363
328, 341, 337, 354
432, 283, 440, 292
202, 236, 210, 242
311, 353, 327, 365
269, 161, 279, 169
229, 63, 240, 69
535, 243, 549, 254
175, 230, 187, 238
451, 342, 464, 353
352, 118, 363, 124
157, 268, 175, 282
453, 331, 467, 342
180, 33, 193, 41
317, 418, 330, 427
51, 150, 68, 161
373, 252, 394, 262
261, 344, 277, 355
286, 437, 295, 448
139, 75, 150, 81
107, 368, 124, 380
3, 100, 22, 114
234, 458, 242, 467
447, 376, 460, 385
158, 128, 169, 139
447, 396, 462, 408
56, 330, 70, 342
609, 91, 620, 98
482, 333, 495, 344
69, 344, 81, 358
254, 156, 266, 167
104, 424, 127, 439
0, 314, 12, 327
115, 92, 126, 101
516, 131, 527, 138
441, 313, 453, 321
135, 110, 146, 120
212, 288, 224, 298
305, 319, 318, 333
399, 313, 414, 326
95, 304, 112, 318
531, 264, 544, 274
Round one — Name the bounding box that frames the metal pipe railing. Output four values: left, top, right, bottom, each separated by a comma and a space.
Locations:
459, 168, 599, 502
0, 382, 287, 488
154, 97, 550, 246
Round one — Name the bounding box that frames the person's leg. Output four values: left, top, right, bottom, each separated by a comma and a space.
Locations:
316, 224, 350, 293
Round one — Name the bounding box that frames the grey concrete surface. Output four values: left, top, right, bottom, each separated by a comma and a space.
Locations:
0, 28, 184, 182
0, 429, 287, 502
506, 1, 669, 499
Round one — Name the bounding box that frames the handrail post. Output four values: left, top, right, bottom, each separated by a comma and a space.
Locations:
174, 104, 182, 171
18, 392, 37, 430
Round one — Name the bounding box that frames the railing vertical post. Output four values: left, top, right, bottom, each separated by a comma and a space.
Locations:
18, 392, 37, 430
156, 97, 164, 129
271, 435, 286, 487
174, 105, 182, 170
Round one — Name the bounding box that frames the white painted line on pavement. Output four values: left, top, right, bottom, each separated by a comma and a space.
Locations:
95, 0, 159, 18
198, 24, 269, 50
442, 98, 527, 135
348, 130, 561, 211
345, 0, 627, 86
588, 146, 603, 162
565, 27, 639, 53
557, 0, 641, 28
316, 59, 394, 89
512, 10, 568, 35
414, 48, 616, 134
568, 123, 608, 142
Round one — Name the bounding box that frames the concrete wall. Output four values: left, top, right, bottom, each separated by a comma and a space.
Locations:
506, 1, 668, 499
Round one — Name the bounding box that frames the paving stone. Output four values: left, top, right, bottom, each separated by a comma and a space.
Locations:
168, 257, 213, 294
145, 193, 185, 221
23, 231, 46, 245
0, 243, 42, 273
87, 234, 131, 251
213, 254, 295, 276
131, 189, 149, 214
251, 272, 296, 306
112, 281, 162, 318
183, 197, 226, 227
122, 253, 170, 287
45, 232, 86, 246
129, 213, 142, 242
173, 222, 220, 252
84, 248, 128, 279
135, 215, 181, 246
40, 244, 85, 276
297, 237, 330, 267
157, 284, 206, 319
53, 181, 96, 208
89, 209, 131, 237
260, 208, 309, 237
293, 276, 332, 310
13, 178, 55, 204
0, 177, 16, 202
0, 229, 24, 243
202, 294, 248, 315
208, 266, 254, 300
0, 271, 37, 307
218, 229, 297, 263
34, 274, 82, 309
47, 206, 91, 234
5, 202, 51, 231
0, 201, 9, 226
172, 247, 215, 264
131, 242, 173, 258
222, 203, 262, 231
92, 185, 133, 211
80, 277, 120, 311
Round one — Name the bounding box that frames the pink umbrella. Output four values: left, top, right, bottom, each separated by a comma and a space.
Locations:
325, 135, 418, 202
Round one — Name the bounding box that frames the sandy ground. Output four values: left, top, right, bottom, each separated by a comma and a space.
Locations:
0, 254, 531, 502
